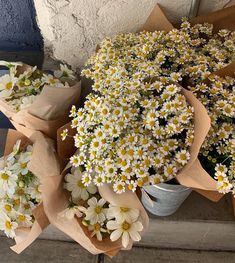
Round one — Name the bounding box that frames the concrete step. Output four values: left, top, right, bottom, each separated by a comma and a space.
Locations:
1, 236, 235, 263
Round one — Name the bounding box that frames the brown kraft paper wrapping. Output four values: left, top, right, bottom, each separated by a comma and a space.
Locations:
1, 129, 50, 254
52, 124, 149, 256
0, 64, 81, 139
141, 4, 235, 202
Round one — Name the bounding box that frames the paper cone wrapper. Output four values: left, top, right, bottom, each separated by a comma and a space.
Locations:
140, 4, 174, 32
140, 5, 234, 202
0, 129, 51, 254
0, 64, 81, 139
142, 4, 235, 35
192, 61, 235, 202
46, 131, 149, 256
189, 5, 235, 33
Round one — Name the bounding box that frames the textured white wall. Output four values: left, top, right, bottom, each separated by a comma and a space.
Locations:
34, 0, 234, 69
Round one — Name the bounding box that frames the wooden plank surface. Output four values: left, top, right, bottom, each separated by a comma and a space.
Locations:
0, 237, 98, 263
104, 247, 235, 263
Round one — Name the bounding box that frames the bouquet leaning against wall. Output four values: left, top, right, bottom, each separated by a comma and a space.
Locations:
0, 62, 81, 139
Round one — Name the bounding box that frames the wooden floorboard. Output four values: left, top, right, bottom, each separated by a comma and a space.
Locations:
0, 237, 98, 263
104, 247, 235, 263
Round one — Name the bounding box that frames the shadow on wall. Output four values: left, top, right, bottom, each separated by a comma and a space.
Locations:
0, 0, 43, 128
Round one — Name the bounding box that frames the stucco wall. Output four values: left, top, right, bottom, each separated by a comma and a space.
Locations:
35, 0, 234, 68
0, 0, 42, 51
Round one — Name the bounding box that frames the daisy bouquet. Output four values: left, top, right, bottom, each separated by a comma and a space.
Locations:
0, 62, 81, 139
188, 64, 235, 196
61, 11, 217, 195
0, 129, 51, 253
39, 128, 148, 257
0, 139, 41, 239
63, 166, 145, 249
60, 4, 235, 199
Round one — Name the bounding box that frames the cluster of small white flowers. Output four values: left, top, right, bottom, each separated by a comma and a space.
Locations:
189, 75, 235, 195
0, 62, 76, 111
64, 167, 143, 248
62, 22, 221, 193
0, 140, 41, 238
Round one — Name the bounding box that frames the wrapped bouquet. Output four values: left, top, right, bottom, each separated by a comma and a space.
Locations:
0, 138, 41, 239
189, 62, 235, 196
38, 130, 148, 256
0, 129, 54, 253
0, 62, 81, 138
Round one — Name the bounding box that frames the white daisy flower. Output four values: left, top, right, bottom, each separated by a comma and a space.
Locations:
0, 74, 16, 98
16, 213, 33, 228
113, 181, 126, 194
107, 219, 143, 248
107, 205, 140, 223
10, 151, 31, 175
0, 169, 17, 198
88, 222, 106, 241
54, 64, 75, 79
0, 212, 18, 238
85, 197, 107, 224
64, 168, 97, 201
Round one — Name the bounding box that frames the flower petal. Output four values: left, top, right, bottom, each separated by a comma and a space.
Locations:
110, 229, 122, 242
122, 231, 130, 248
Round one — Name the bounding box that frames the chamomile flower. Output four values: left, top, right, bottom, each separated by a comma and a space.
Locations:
88, 222, 106, 241
107, 219, 143, 248
113, 181, 126, 194
85, 197, 107, 224
64, 168, 97, 201
0, 74, 15, 98
107, 205, 140, 223
0, 169, 17, 198
0, 213, 18, 238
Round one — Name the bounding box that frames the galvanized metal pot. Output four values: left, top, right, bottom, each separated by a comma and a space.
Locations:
141, 183, 192, 216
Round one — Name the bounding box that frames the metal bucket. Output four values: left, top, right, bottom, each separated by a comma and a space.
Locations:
141, 183, 192, 216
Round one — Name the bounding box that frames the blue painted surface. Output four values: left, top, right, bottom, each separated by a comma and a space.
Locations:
0, 1, 43, 127
0, 112, 13, 128
0, 0, 43, 51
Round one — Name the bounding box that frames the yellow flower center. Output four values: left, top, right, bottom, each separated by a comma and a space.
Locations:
5, 82, 13, 90
24, 204, 30, 210
24, 79, 31, 86
217, 175, 224, 182
117, 184, 124, 191
4, 204, 12, 212
49, 78, 56, 84
120, 207, 129, 212
93, 141, 99, 148
94, 223, 101, 231
77, 180, 85, 188
14, 199, 20, 206
18, 215, 26, 222
20, 162, 27, 169
154, 177, 161, 184
122, 221, 131, 231
95, 206, 102, 214
5, 221, 12, 230
1, 173, 9, 180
